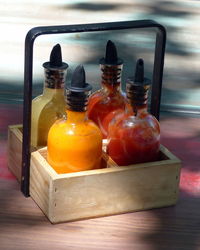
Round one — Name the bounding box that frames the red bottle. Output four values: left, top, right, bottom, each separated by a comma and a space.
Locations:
107, 59, 160, 166
87, 40, 126, 138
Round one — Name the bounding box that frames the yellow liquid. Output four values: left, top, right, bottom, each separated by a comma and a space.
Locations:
31, 88, 66, 147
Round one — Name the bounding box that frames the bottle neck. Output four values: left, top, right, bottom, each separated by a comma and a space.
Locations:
44, 67, 67, 90
126, 83, 150, 116
100, 64, 123, 94
43, 87, 65, 99
66, 90, 90, 112
124, 102, 147, 116
131, 104, 148, 116
66, 110, 87, 123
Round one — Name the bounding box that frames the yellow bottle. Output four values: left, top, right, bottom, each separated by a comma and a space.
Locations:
31, 44, 68, 147
47, 65, 102, 173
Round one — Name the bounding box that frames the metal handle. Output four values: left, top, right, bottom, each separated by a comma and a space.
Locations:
21, 19, 166, 196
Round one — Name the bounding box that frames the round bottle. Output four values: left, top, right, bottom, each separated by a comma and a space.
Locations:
107, 59, 160, 166
87, 40, 126, 138
47, 65, 102, 173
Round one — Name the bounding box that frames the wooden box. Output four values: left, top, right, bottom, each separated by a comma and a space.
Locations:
8, 125, 181, 224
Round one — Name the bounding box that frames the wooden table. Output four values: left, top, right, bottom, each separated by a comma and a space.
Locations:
0, 103, 200, 250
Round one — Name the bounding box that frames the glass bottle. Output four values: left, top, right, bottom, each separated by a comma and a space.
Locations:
47, 65, 102, 174
87, 40, 126, 139
107, 59, 160, 166
31, 44, 68, 148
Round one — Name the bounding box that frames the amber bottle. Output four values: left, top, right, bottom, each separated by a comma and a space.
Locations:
107, 59, 160, 166
47, 65, 102, 174
87, 40, 126, 138
31, 44, 68, 148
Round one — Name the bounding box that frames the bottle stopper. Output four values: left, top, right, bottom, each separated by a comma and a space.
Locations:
126, 58, 151, 109
66, 65, 92, 111
99, 40, 123, 65
43, 44, 68, 70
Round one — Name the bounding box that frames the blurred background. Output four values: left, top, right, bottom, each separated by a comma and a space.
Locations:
0, 0, 200, 115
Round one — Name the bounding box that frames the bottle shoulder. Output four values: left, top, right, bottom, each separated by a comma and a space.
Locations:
88, 89, 126, 111
90, 88, 125, 100
49, 118, 102, 138
32, 94, 43, 103
32, 91, 63, 107
109, 112, 160, 133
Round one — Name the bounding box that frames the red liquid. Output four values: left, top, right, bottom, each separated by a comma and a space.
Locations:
87, 88, 126, 138
107, 111, 160, 165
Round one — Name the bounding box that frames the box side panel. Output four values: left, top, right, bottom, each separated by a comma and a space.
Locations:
30, 152, 53, 219
7, 126, 23, 181
50, 162, 181, 223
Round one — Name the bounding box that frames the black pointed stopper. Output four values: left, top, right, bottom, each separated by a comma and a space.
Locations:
105, 40, 118, 64
67, 65, 92, 92
66, 65, 92, 111
43, 43, 68, 70
127, 58, 151, 86
71, 65, 86, 88
134, 58, 144, 83
99, 40, 123, 65
126, 58, 151, 110
50, 44, 62, 67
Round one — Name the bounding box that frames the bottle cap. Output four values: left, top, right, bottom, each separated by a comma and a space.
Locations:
67, 65, 92, 92
126, 59, 151, 108
66, 65, 92, 112
43, 44, 68, 70
127, 58, 151, 86
99, 40, 123, 65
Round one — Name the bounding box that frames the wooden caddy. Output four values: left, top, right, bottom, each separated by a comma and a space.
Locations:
8, 20, 180, 224
8, 124, 181, 223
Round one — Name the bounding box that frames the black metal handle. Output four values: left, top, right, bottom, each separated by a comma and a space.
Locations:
21, 19, 166, 196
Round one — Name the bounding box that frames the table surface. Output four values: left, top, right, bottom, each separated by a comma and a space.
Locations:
0, 103, 200, 250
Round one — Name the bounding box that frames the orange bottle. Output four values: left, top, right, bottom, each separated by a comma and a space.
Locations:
47, 65, 102, 174
107, 59, 160, 166
87, 40, 126, 138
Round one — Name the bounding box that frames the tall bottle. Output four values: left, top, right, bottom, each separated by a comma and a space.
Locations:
47, 65, 102, 174
87, 40, 126, 138
31, 44, 68, 148
107, 59, 160, 166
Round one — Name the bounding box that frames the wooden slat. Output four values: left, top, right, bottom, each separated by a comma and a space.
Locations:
30, 151, 53, 220
49, 161, 180, 223
7, 125, 23, 181
30, 145, 181, 223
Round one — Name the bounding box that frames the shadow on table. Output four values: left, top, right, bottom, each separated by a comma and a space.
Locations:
137, 190, 200, 250
140, 116, 200, 249
0, 179, 47, 227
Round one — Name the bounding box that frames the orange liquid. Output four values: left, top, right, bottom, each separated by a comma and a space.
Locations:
47, 110, 102, 173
